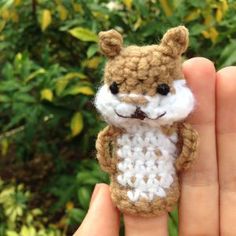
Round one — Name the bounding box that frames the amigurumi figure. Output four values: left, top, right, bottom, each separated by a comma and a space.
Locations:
95, 26, 198, 217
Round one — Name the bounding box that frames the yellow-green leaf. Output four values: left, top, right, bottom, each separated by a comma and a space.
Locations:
216, 0, 229, 23
28, 226, 36, 236
0, 21, 6, 32
82, 56, 102, 69
184, 9, 201, 22
133, 17, 142, 30
25, 68, 45, 82
1, 138, 8, 156
123, 0, 132, 10
1, 9, 10, 21
6, 231, 18, 236
54, 0, 62, 4
20, 225, 36, 236
66, 201, 74, 210
216, 7, 223, 22
221, 0, 229, 12
68, 27, 98, 42
55, 72, 87, 96
72, 3, 83, 12
57, 4, 68, 21
202, 27, 219, 43
40, 89, 53, 101
20, 225, 29, 236
16, 52, 22, 61
159, 0, 173, 17
66, 86, 94, 96
40, 9, 52, 31
203, 13, 213, 26
70, 112, 83, 137
11, 11, 19, 23
14, 0, 21, 6
92, 11, 109, 21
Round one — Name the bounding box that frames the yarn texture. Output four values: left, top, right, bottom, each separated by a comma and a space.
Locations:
95, 26, 198, 217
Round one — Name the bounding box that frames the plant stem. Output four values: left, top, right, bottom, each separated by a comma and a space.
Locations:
32, 0, 37, 18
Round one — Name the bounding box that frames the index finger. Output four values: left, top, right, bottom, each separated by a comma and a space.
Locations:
124, 213, 168, 236
179, 57, 219, 235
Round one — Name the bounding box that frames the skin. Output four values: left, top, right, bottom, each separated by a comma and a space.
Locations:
74, 57, 236, 236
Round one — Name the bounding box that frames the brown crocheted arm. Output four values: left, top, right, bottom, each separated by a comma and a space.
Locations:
175, 123, 198, 172
96, 125, 122, 174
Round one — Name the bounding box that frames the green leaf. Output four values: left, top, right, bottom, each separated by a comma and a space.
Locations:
76, 172, 99, 185
14, 93, 36, 103
219, 40, 236, 67
0, 80, 20, 92
87, 44, 98, 58
68, 208, 86, 223
0, 94, 10, 102
77, 187, 91, 209
68, 27, 98, 42
3, 113, 26, 131
1, 62, 14, 80
168, 218, 178, 236
189, 24, 206, 36
168, 208, 178, 236
76, 172, 92, 183
70, 112, 83, 137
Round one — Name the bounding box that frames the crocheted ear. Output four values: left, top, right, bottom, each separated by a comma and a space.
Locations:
160, 26, 189, 57
98, 29, 123, 58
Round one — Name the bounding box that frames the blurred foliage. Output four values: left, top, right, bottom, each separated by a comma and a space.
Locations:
0, 178, 62, 236
0, 0, 235, 235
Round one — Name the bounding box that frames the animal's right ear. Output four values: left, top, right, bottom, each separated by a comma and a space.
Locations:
160, 26, 189, 57
98, 29, 123, 58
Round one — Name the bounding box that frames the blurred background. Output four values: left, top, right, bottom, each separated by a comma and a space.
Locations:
0, 0, 235, 235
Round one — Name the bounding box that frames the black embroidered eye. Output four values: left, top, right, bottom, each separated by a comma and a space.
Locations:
156, 83, 170, 95
109, 82, 119, 94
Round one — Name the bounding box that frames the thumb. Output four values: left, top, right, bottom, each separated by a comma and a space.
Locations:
124, 213, 169, 236
74, 184, 120, 236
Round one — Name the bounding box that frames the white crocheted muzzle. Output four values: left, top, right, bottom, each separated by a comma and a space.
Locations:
95, 79, 195, 130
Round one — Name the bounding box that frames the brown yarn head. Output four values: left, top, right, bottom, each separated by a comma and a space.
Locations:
99, 26, 189, 96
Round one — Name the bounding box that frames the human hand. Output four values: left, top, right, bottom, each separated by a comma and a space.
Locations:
74, 57, 236, 235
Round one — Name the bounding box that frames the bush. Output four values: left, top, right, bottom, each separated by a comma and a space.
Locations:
0, 0, 235, 235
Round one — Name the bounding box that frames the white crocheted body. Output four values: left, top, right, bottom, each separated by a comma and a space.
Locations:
116, 124, 178, 202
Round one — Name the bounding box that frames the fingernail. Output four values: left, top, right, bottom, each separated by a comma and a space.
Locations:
90, 184, 102, 206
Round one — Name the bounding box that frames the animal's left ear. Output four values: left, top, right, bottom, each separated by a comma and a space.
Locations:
160, 26, 189, 57
98, 29, 123, 58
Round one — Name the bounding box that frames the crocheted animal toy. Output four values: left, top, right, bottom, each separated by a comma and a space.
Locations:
95, 26, 198, 217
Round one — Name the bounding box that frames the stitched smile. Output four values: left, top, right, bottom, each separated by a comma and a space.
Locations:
115, 110, 166, 120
